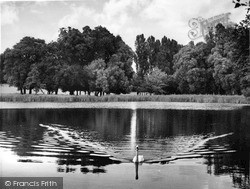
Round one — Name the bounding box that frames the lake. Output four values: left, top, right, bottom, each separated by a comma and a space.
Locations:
0, 102, 249, 189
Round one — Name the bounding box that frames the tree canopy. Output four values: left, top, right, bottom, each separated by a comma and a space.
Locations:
1, 14, 249, 97
2, 26, 134, 95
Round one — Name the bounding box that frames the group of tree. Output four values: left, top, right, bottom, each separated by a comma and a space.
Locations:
1, 26, 134, 95
1, 15, 249, 97
133, 15, 249, 96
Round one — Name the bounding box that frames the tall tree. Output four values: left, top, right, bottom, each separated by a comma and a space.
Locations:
233, 15, 250, 96
0, 53, 5, 84
135, 34, 149, 78
3, 37, 45, 94
58, 27, 87, 66
147, 36, 160, 70
39, 42, 63, 94
156, 37, 182, 74
173, 41, 213, 94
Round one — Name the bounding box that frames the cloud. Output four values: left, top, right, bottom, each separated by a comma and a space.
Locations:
94, 0, 150, 48
96, 0, 151, 30
58, 4, 95, 28
30, 9, 43, 14
138, 0, 245, 45
1, 3, 19, 26
57, 0, 148, 48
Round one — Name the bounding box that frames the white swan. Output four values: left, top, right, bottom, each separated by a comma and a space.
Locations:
133, 145, 144, 163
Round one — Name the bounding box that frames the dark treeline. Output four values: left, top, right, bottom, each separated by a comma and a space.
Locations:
1, 26, 134, 95
0, 15, 249, 97
134, 15, 249, 96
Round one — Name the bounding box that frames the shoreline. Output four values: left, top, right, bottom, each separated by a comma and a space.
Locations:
0, 93, 249, 104
0, 101, 249, 110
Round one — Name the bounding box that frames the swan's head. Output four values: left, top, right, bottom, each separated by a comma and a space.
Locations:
136, 145, 139, 151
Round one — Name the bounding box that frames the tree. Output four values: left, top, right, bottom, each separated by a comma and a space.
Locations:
25, 65, 44, 94
173, 41, 213, 94
105, 65, 131, 94
207, 23, 248, 95
57, 64, 87, 95
144, 68, 167, 94
3, 37, 46, 94
96, 69, 109, 95
91, 26, 118, 63
233, 0, 250, 13
37, 42, 63, 94
135, 34, 149, 78
147, 36, 160, 70
86, 58, 106, 93
132, 74, 147, 94
162, 75, 178, 94
111, 42, 135, 81
58, 27, 87, 66
173, 42, 195, 94
0, 53, 6, 84
156, 37, 181, 74
233, 15, 250, 96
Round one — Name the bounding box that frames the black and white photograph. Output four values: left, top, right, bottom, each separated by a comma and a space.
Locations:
0, 0, 249, 188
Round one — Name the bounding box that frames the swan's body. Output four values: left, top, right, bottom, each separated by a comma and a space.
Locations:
133, 145, 144, 163
133, 155, 144, 163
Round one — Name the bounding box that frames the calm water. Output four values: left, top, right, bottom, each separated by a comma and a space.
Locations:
0, 102, 249, 189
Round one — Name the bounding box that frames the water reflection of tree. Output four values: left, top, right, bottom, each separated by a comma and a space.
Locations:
56, 155, 118, 174
0, 109, 45, 156
0, 109, 132, 156
136, 109, 246, 138
204, 152, 249, 189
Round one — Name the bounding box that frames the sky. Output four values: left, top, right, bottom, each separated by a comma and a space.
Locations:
0, 0, 247, 53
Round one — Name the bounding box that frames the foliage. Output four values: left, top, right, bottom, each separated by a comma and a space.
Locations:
1, 15, 249, 97
233, 0, 250, 12
0, 54, 5, 83
134, 34, 182, 78
2, 26, 134, 95
172, 16, 249, 96
135, 34, 149, 77
144, 68, 167, 94
3, 37, 46, 94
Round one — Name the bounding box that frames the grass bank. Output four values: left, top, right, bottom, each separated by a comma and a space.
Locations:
0, 93, 249, 104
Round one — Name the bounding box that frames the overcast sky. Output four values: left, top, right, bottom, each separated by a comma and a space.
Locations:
0, 0, 246, 53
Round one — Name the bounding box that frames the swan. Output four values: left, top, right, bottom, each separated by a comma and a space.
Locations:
133, 145, 144, 163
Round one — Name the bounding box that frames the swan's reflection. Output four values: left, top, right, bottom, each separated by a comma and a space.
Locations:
135, 162, 139, 180
131, 109, 143, 180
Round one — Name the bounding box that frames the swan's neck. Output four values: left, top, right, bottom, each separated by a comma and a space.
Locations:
136, 150, 138, 161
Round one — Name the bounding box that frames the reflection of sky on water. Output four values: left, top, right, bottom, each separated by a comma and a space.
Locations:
130, 109, 137, 151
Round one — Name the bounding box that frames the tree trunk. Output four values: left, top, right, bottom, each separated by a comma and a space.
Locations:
24, 88, 26, 94
55, 89, 58, 95
29, 88, 32, 94
20, 88, 23, 95
69, 91, 74, 95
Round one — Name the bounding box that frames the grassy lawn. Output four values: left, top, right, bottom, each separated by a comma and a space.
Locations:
1, 84, 249, 104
